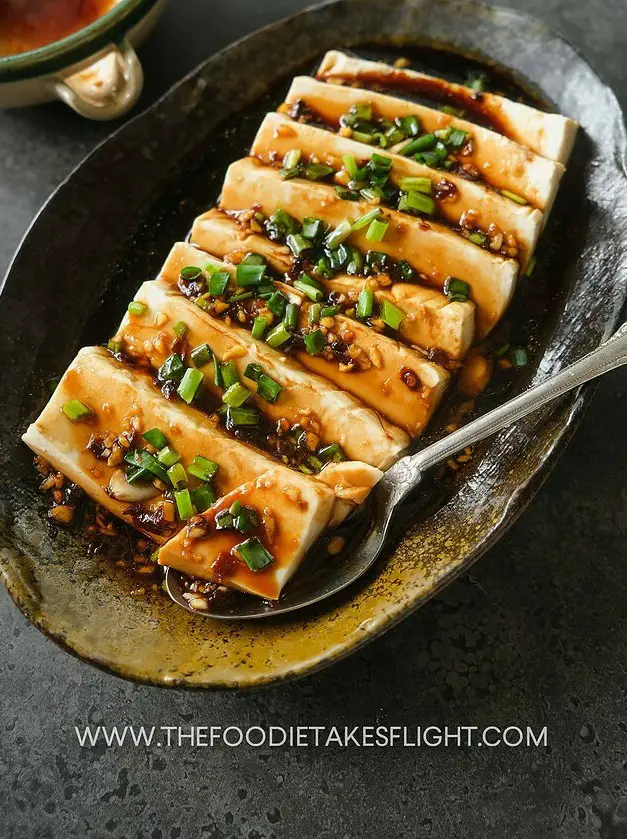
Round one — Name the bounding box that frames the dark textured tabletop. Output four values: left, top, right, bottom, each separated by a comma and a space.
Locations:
1, 2, 626, 837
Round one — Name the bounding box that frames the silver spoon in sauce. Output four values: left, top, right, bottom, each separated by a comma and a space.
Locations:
165, 320, 627, 619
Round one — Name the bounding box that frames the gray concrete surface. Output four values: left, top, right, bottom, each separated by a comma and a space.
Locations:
1, 1, 626, 837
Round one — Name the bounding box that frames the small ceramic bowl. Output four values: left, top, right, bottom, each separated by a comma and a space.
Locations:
0, 0, 167, 120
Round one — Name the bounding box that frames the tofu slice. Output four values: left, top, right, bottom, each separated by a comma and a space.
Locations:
22, 347, 339, 543
317, 51, 579, 165
252, 112, 543, 265
284, 76, 565, 213
115, 275, 409, 469
219, 157, 517, 335
157, 468, 334, 600
180, 233, 449, 436
191, 209, 475, 359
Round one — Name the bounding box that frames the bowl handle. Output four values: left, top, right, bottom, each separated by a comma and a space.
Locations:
51, 38, 144, 121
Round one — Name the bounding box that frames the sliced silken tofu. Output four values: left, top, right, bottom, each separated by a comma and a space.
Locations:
317, 51, 579, 165
158, 468, 334, 600
283, 76, 565, 213
219, 157, 517, 335
183, 230, 450, 436
115, 274, 409, 469
252, 112, 543, 265
191, 209, 475, 359
21, 347, 340, 543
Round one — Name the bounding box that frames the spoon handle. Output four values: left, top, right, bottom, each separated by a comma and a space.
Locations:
402, 320, 627, 477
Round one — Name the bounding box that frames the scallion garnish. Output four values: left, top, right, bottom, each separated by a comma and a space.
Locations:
286, 233, 311, 257
356, 285, 374, 319
180, 265, 202, 281
190, 343, 213, 368
283, 302, 301, 329
351, 207, 381, 231
318, 442, 347, 463
320, 305, 340, 318
233, 507, 258, 533
308, 303, 322, 325
174, 489, 194, 521
283, 148, 301, 169
510, 347, 529, 368
222, 382, 251, 408
397, 260, 415, 282
267, 290, 288, 318
398, 190, 436, 216
228, 290, 254, 304
448, 128, 468, 148
62, 399, 92, 422
400, 133, 437, 156
325, 219, 353, 249
265, 322, 291, 348
301, 217, 325, 241
219, 361, 239, 390
293, 273, 325, 302
524, 256, 537, 278
209, 272, 230, 296
157, 446, 180, 467
256, 373, 283, 404
302, 163, 335, 181
125, 449, 169, 484
142, 428, 167, 449
236, 538, 274, 571
468, 232, 487, 246
443, 276, 471, 301
366, 218, 389, 242
128, 301, 147, 316
380, 298, 405, 330
177, 368, 203, 403
215, 510, 234, 531
243, 363, 262, 382
314, 256, 333, 279
190, 485, 216, 513
173, 321, 188, 339
251, 315, 268, 340
188, 455, 219, 482
236, 262, 266, 287
167, 462, 188, 490
398, 176, 432, 194
342, 154, 360, 179
225, 406, 260, 428
304, 329, 326, 355
335, 186, 359, 201
395, 115, 421, 137
500, 189, 527, 205
158, 353, 185, 382
346, 246, 364, 275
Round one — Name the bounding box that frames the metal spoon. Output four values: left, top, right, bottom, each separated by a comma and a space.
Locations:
165, 321, 627, 619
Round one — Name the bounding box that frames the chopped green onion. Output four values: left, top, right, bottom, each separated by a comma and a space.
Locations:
267, 290, 288, 318
398, 190, 436, 216
167, 462, 188, 490
366, 218, 389, 242
209, 271, 230, 296
356, 285, 374, 319
318, 442, 346, 463
234, 506, 258, 533
304, 329, 326, 355
215, 510, 234, 530
158, 353, 185, 382
157, 446, 180, 467
280, 166, 301, 180
177, 368, 203, 403
286, 233, 311, 257
500, 189, 527, 205
236, 262, 266, 286
180, 265, 202, 281
510, 347, 529, 367
236, 537, 274, 571
190, 485, 216, 513
222, 382, 251, 408
396, 260, 415, 282
266, 208, 300, 239
228, 290, 254, 304
62, 399, 92, 422
294, 273, 325, 302
174, 489, 194, 521
443, 276, 470, 301
325, 219, 353, 249
173, 321, 188, 339
302, 163, 335, 181
241, 252, 266, 266
314, 256, 333, 279
308, 303, 322, 325
400, 133, 436, 156
188, 455, 219, 482
351, 130, 376, 145
468, 232, 487, 246
328, 244, 349, 270
106, 340, 122, 355
441, 105, 464, 117
283, 148, 301, 169
190, 343, 213, 368
433, 141, 449, 161
524, 255, 537, 277
380, 298, 405, 330
466, 72, 486, 92
251, 315, 269, 340
142, 428, 167, 449
351, 207, 381, 231
266, 322, 292, 348
213, 353, 223, 388
448, 128, 468, 148
320, 305, 340, 318
257, 373, 283, 404
283, 302, 301, 329
220, 361, 239, 390
195, 293, 212, 311
346, 246, 364, 275
366, 250, 388, 270
342, 154, 359, 179
226, 406, 260, 427
301, 217, 325, 241
398, 176, 432, 194
336, 187, 359, 201
244, 363, 263, 382
434, 126, 453, 142
127, 301, 147, 316
126, 450, 169, 484
370, 152, 392, 170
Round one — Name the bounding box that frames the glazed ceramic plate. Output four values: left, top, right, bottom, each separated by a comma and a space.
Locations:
1, 0, 626, 689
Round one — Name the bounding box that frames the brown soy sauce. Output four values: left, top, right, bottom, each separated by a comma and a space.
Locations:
0, 0, 117, 56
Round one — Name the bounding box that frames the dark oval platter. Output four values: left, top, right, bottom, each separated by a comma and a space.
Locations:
1, 0, 626, 689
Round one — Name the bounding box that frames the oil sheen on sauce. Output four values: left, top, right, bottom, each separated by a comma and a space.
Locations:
0, 0, 117, 56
